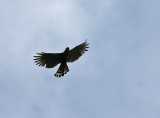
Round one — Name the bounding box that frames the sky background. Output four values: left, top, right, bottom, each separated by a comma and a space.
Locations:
0, 0, 160, 118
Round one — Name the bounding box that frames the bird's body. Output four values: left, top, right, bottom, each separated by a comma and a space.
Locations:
54, 47, 69, 77
33, 41, 89, 77
60, 47, 69, 64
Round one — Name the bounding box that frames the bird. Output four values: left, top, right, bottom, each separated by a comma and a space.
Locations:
33, 40, 89, 77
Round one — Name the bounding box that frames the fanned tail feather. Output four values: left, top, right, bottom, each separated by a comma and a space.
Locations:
54, 63, 69, 77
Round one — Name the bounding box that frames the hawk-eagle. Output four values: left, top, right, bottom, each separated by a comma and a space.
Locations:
33, 40, 89, 77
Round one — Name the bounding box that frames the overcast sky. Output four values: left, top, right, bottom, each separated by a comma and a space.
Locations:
0, 0, 160, 118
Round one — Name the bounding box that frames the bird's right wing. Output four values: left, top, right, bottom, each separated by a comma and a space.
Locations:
67, 40, 89, 62
33, 52, 62, 68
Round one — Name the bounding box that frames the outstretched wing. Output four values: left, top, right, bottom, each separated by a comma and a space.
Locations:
33, 52, 62, 68
67, 40, 89, 62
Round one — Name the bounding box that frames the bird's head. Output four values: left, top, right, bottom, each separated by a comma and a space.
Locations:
66, 47, 69, 50
64, 47, 69, 53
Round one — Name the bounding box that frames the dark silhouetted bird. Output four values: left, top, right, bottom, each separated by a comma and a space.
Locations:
33, 40, 89, 77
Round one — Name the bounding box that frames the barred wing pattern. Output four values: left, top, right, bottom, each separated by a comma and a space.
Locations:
34, 52, 62, 68
67, 41, 89, 62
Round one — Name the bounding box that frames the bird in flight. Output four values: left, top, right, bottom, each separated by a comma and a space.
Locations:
33, 40, 89, 77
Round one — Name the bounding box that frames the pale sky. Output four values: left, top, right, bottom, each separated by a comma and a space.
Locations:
0, 0, 160, 118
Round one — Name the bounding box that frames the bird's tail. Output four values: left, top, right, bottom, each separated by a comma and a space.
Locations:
54, 63, 69, 77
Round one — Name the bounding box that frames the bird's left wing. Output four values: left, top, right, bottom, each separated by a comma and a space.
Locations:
67, 40, 89, 62
33, 52, 62, 68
